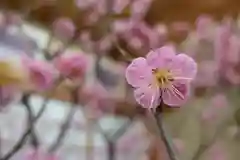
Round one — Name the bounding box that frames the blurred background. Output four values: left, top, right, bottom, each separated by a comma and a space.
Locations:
0, 0, 239, 160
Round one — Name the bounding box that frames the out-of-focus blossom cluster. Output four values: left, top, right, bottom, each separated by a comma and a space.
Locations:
52, 0, 168, 56
182, 15, 240, 88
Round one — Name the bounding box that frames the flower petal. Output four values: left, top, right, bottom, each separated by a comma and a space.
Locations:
171, 54, 197, 81
162, 82, 190, 107
125, 57, 153, 88
134, 85, 160, 109
146, 45, 176, 69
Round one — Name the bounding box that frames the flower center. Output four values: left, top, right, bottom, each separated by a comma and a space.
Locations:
152, 69, 173, 87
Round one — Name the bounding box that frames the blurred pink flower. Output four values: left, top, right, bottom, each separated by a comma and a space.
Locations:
227, 35, 240, 64
5, 12, 22, 26
122, 21, 160, 55
117, 124, 149, 154
112, 19, 134, 34
23, 57, 57, 90
225, 67, 240, 85
194, 61, 218, 87
0, 85, 18, 110
202, 107, 216, 122
52, 17, 76, 40
80, 82, 113, 118
210, 94, 229, 109
96, 35, 114, 53
25, 149, 58, 160
153, 23, 168, 38
171, 21, 190, 33
54, 53, 88, 80
131, 0, 153, 19
125, 45, 197, 108
195, 14, 213, 40
213, 22, 240, 84
208, 144, 229, 160
113, 0, 130, 14
75, 0, 97, 9
214, 23, 231, 66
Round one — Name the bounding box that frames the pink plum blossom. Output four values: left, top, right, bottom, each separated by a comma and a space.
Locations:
54, 52, 88, 80
125, 45, 197, 108
52, 17, 76, 40
22, 57, 57, 90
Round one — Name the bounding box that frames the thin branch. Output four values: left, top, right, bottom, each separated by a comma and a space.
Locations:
1, 79, 63, 160
154, 111, 179, 160
50, 28, 81, 60
48, 107, 75, 153
48, 87, 78, 153
151, 100, 179, 160
95, 119, 132, 160
111, 120, 132, 140
21, 94, 40, 148
0, 98, 47, 160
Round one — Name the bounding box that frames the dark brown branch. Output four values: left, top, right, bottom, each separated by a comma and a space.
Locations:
153, 101, 179, 160
21, 94, 40, 148
48, 107, 75, 153
0, 97, 48, 160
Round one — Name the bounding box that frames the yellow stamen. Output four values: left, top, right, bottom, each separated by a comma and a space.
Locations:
152, 69, 173, 88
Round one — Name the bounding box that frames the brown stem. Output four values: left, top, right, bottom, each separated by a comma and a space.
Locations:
154, 112, 179, 160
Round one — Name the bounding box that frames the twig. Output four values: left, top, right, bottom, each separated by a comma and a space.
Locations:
21, 94, 40, 148
50, 28, 81, 60
113, 41, 134, 62
154, 112, 178, 160
1, 78, 63, 160
48, 107, 75, 153
107, 141, 115, 160
0, 98, 47, 160
152, 101, 179, 160
48, 88, 78, 153
95, 119, 132, 160
85, 119, 94, 160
